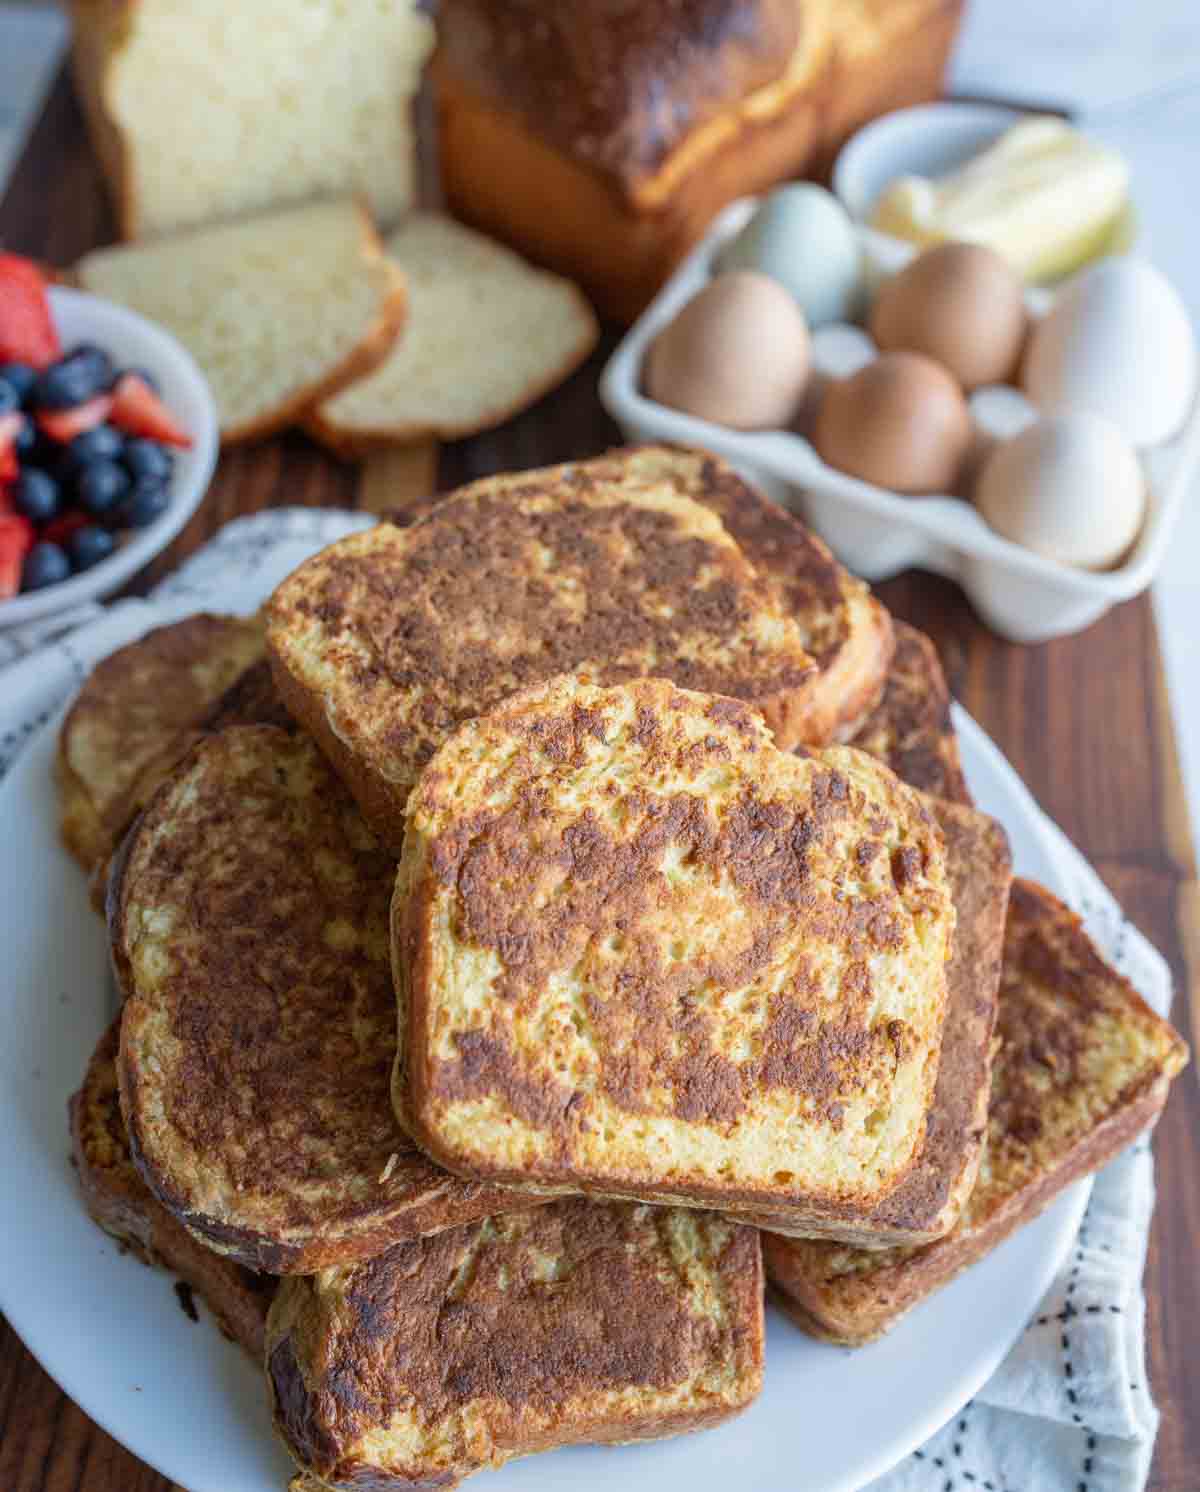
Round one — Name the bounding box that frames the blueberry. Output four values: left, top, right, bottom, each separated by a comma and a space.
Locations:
0, 362, 37, 404
0, 378, 20, 416
68, 524, 115, 571
120, 478, 171, 528
21, 541, 71, 591
77, 458, 131, 517
14, 415, 36, 457
68, 424, 125, 468
66, 342, 115, 390
122, 437, 173, 483
33, 349, 110, 409
13, 467, 60, 523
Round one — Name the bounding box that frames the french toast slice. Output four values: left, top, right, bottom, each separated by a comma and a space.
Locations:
267, 446, 819, 850
112, 726, 541, 1274
849, 620, 971, 806
393, 674, 956, 1225
56, 612, 265, 876
629, 445, 895, 744
764, 879, 1189, 1343
70, 1017, 275, 1358
744, 798, 1011, 1244
267, 1200, 764, 1490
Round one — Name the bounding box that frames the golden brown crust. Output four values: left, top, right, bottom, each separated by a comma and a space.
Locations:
764, 878, 1189, 1343
267, 447, 818, 851
222, 205, 408, 445
70, 1018, 275, 1357
56, 612, 266, 877
746, 799, 1011, 1244
113, 726, 540, 1274
267, 1202, 764, 1489
396, 675, 955, 1225
850, 622, 971, 806
67, 1, 140, 240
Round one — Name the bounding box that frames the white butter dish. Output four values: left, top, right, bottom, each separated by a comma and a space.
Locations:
599, 198, 1200, 643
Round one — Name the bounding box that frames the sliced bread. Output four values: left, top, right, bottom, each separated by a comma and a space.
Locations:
76, 198, 407, 442
268, 1201, 763, 1490
69, 0, 434, 240
764, 879, 1189, 1343
394, 674, 956, 1228
267, 447, 818, 850
308, 212, 599, 452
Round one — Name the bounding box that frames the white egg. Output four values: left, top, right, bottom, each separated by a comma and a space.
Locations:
976, 412, 1145, 570
1022, 259, 1196, 446
809, 323, 876, 380
718, 185, 864, 327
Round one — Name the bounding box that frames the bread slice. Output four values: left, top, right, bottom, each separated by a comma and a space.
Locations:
70, 1017, 275, 1358
308, 213, 599, 452
76, 198, 407, 442
745, 798, 1011, 1243
394, 674, 956, 1226
68, 0, 434, 240
267, 447, 819, 850
56, 612, 265, 877
764, 879, 1189, 1344
850, 620, 971, 806
643, 446, 894, 743
112, 725, 541, 1274
267, 1200, 764, 1490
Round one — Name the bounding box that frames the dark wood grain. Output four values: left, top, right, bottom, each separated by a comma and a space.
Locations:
2, 68, 1196, 1492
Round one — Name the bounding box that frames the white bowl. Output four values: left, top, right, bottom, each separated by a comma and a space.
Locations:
598, 198, 1200, 642
0, 286, 219, 630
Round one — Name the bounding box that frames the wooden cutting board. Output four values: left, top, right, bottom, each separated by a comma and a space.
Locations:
0, 70, 1196, 1492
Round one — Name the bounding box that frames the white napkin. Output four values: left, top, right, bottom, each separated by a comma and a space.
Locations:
0, 510, 1173, 1492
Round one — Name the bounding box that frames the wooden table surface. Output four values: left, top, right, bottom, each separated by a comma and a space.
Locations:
1, 73, 1196, 1492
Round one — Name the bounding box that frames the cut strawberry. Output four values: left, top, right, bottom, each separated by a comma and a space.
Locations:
0, 254, 61, 369
0, 485, 15, 516
41, 510, 89, 547
108, 373, 192, 448
0, 513, 34, 597
0, 410, 24, 484
37, 394, 113, 444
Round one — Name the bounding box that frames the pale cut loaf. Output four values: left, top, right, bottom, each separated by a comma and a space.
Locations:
309, 213, 599, 452
77, 199, 407, 442
69, 0, 434, 240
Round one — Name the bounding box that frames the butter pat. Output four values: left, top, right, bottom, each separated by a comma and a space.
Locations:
872, 117, 1130, 282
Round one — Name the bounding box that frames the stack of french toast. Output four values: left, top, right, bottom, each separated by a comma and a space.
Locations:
58, 446, 1187, 1490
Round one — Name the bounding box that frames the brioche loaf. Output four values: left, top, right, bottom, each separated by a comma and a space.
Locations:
68, 0, 433, 240
434, 0, 962, 320
76, 198, 407, 442
394, 674, 956, 1227
309, 213, 599, 452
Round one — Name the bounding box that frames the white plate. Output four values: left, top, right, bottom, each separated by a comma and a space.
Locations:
0, 286, 219, 631
0, 611, 1088, 1492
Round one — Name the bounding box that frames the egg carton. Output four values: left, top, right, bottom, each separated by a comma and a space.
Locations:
599, 198, 1200, 643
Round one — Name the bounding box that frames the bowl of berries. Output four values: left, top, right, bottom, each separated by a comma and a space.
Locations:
0, 254, 218, 628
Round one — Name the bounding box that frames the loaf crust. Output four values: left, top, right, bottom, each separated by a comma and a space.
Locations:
395, 674, 955, 1226
267, 1201, 764, 1490
764, 879, 1189, 1343
112, 726, 540, 1274
70, 1017, 275, 1358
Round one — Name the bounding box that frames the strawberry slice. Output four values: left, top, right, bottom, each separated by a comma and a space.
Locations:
37, 394, 113, 444
108, 373, 192, 448
0, 513, 34, 597
0, 254, 61, 369
41, 509, 89, 547
0, 410, 24, 484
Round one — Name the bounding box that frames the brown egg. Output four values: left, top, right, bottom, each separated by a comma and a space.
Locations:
869, 242, 1027, 391
645, 271, 810, 429
813, 351, 971, 494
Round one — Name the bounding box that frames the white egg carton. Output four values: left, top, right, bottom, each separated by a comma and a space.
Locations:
599, 197, 1200, 642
